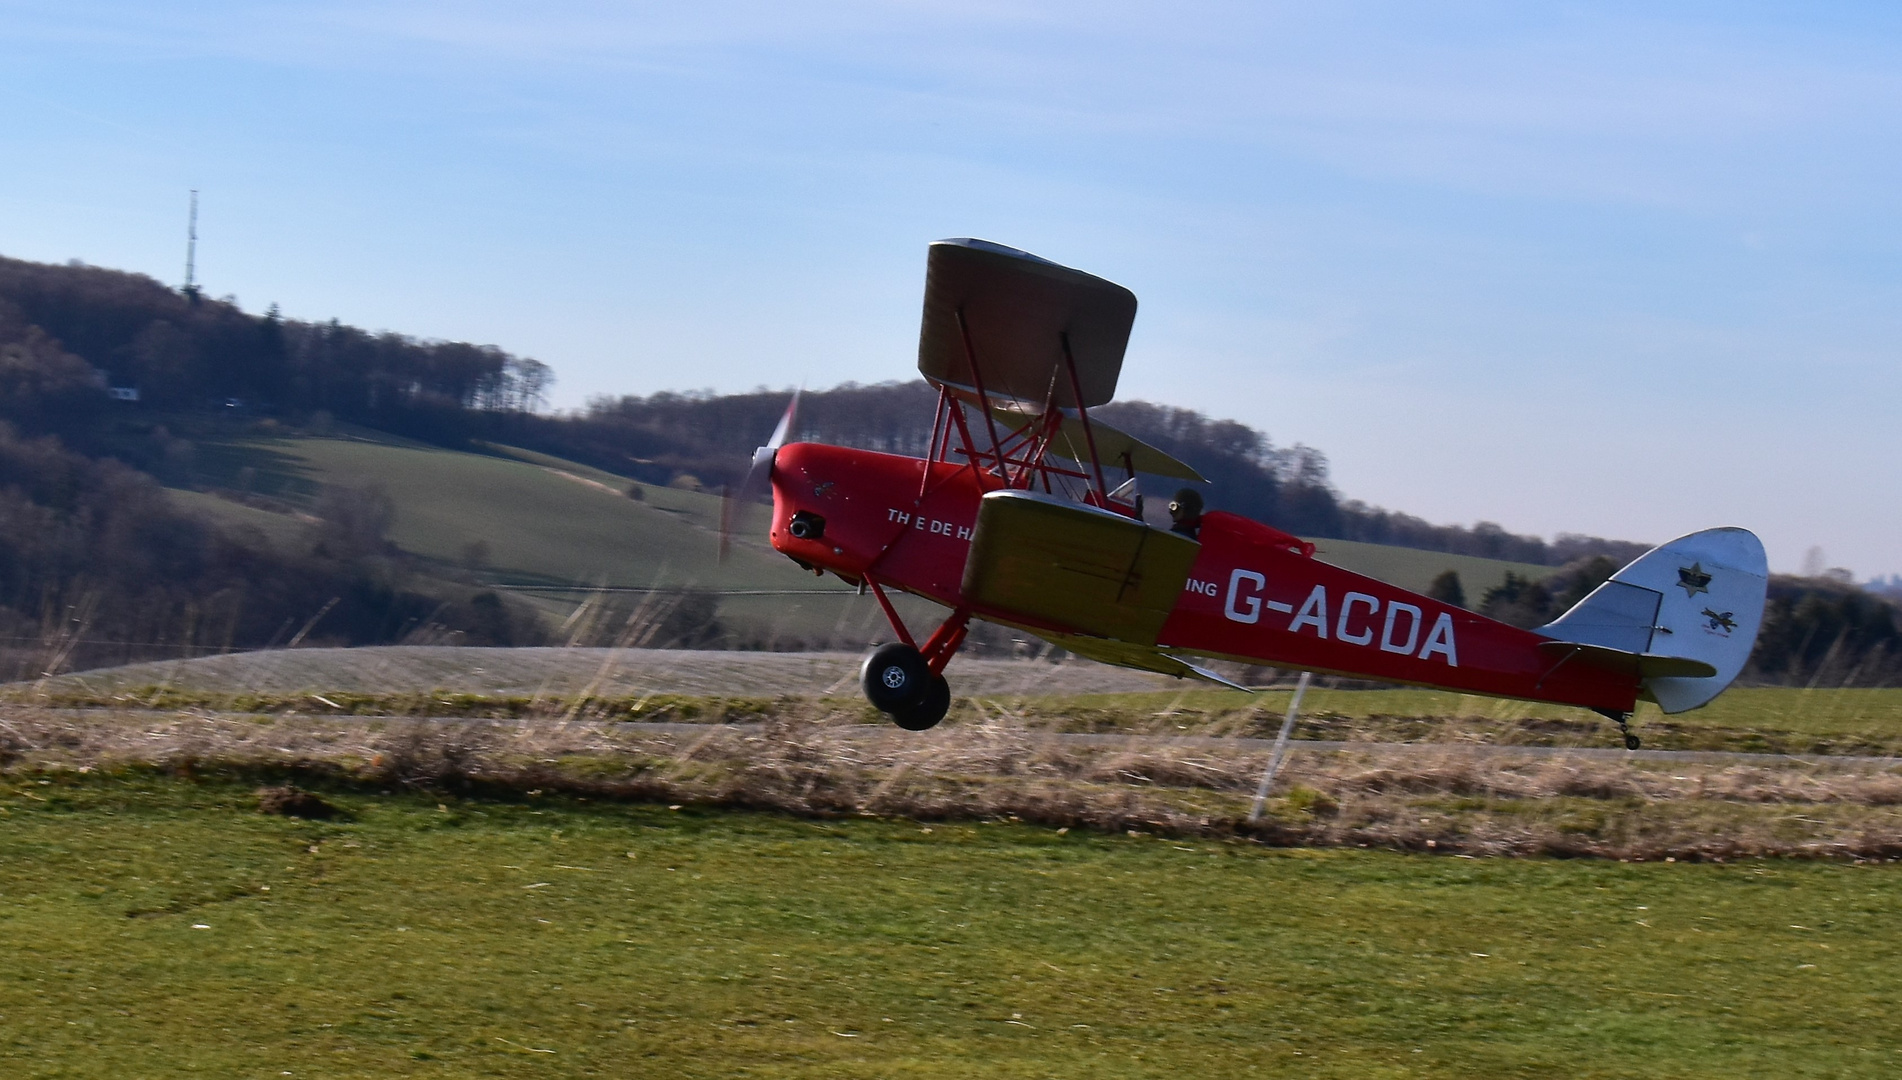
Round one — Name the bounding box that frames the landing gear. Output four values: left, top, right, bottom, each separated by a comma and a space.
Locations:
1595, 708, 1641, 751
859, 644, 953, 730
894, 674, 951, 731
861, 642, 931, 713
858, 575, 970, 732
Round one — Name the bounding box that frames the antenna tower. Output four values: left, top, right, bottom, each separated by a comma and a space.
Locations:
183, 190, 199, 300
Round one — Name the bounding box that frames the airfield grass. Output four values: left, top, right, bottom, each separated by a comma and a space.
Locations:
2, 773, 1900, 1079
12, 682, 1902, 756
1018, 685, 1902, 755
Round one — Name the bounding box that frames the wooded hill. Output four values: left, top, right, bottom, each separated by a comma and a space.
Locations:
0, 253, 1894, 684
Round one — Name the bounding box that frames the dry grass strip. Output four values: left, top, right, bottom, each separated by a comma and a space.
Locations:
5, 705, 1902, 862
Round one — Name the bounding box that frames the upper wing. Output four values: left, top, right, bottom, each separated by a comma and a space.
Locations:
918, 238, 1136, 410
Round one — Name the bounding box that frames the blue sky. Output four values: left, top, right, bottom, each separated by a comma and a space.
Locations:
4, 2, 1899, 577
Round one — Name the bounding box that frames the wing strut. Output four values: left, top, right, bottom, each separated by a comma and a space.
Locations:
918, 386, 949, 500
955, 308, 1009, 479
1059, 331, 1109, 502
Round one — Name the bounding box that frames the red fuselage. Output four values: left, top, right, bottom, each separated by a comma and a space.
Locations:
768, 443, 1639, 713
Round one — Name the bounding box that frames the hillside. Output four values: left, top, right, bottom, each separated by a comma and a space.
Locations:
0, 252, 1644, 567
183, 429, 801, 590
166, 429, 922, 652
150, 428, 1559, 654
185, 429, 1556, 595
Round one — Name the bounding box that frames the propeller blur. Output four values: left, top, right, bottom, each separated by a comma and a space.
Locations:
719, 389, 800, 563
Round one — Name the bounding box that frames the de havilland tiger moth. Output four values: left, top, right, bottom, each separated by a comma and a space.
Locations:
720, 239, 1769, 745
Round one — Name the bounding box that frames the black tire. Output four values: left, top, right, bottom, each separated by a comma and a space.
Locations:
861, 642, 929, 713
1624, 733, 1642, 751
893, 675, 950, 731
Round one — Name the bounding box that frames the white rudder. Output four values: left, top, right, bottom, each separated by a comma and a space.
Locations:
1539, 527, 1768, 713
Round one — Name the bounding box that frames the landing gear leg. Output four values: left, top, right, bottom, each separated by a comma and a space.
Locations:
1596, 708, 1641, 751
859, 575, 968, 731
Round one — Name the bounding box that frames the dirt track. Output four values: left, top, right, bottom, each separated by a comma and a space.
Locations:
25, 646, 1180, 699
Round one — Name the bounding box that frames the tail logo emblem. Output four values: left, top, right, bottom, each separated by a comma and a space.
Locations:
1676, 563, 1713, 598
1701, 608, 1737, 635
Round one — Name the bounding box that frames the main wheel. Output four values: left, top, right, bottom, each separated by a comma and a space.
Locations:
1624, 733, 1642, 751
893, 674, 950, 731
861, 642, 930, 713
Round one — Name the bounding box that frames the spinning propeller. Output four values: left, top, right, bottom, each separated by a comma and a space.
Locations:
718, 389, 800, 562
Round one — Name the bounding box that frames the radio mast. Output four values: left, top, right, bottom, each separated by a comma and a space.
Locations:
183, 190, 199, 302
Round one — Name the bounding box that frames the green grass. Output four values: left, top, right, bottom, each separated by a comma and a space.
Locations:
1031, 685, 1902, 753
3, 774, 1900, 1077
163, 486, 313, 548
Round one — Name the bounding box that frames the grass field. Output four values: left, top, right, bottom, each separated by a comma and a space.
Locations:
1027, 684, 1902, 754
7, 646, 1902, 1076
3, 773, 1900, 1078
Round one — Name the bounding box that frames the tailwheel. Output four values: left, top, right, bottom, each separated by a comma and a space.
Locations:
1596, 708, 1641, 751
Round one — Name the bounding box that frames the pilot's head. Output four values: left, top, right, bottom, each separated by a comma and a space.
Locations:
1168, 488, 1204, 530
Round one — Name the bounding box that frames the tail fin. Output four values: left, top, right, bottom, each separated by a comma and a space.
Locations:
1539, 527, 1767, 713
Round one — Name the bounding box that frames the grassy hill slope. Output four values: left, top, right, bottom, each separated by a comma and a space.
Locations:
1306, 536, 1554, 597
172, 428, 931, 649
188, 430, 812, 590
163, 428, 1561, 648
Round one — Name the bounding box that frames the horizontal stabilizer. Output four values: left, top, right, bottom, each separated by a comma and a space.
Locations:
1536, 640, 1718, 681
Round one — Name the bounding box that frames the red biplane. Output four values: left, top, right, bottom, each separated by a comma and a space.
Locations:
724, 239, 1768, 746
